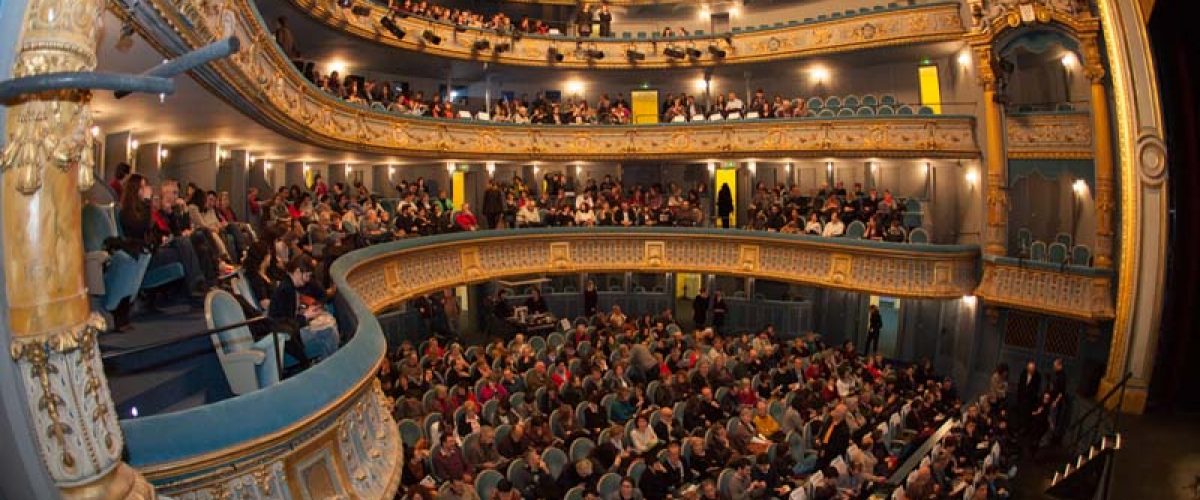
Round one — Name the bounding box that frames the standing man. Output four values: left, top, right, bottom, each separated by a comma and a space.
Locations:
692, 287, 710, 329
575, 3, 593, 37
597, 4, 613, 38
865, 304, 882, 354
815, 404, 850, 472
1016, 360, 1042, 435
717, 183, 733, 228
483, 180, 503, 229
711, 291, 728, 333
1049, 358, 1068, 444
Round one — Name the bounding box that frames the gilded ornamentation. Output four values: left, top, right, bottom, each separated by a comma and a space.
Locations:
1006, 112, 1093, 158
287, 0, 963, 69
10, 314, 126, 485
976, 260, 1115, 322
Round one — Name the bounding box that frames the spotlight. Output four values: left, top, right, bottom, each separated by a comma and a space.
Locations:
473, 39, 490, 51
663, 47, 686, 59
708, 45, 726, 58
494, 42, 511, 53
586, 49, 605, 60
549, 47, 564, 62
336, 0, 352, 7
626, 49, 646, 61
454, 24, 467, 33
350, 4, 371, 16
381, 16, 406, 39
422, 30, 441, 45
395, 11, 409, 19
686, 47, 703, 58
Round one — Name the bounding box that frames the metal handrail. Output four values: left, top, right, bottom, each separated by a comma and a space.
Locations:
100, 316, 271, 361
1065, 371, 1133, 453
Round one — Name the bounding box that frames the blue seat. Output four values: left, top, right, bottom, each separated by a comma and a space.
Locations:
542, 447, 569, 479
598, 473, 622, 498
845, 220, 866, 238
843, 95, 861, 108
1031, 241, 1048, 261
897, 105, 914, 115
862, 94, 879, 107
838, 108, 856, 117
918, 105, 935, 115
825, 96, 842, 109
1055, 232, 1073, 247
82, 203, 145, 312
1071, 244, 1092, 266
398, 419, 422, 447
876, 105, 895, 115
1048, 242, 1068, 264
881, 94, 897, 105
857, 106, 875, 116
475, 470, 504, 500
206, 290, 285, 395
807, 97, 824, 110
908, 228, 930, 244
1017, 228, 1033, 257
818, 109, 835, 117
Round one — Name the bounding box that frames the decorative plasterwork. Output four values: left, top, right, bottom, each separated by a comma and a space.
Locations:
291, 0, 965, 69
1006, 112, 1094, 159
975, 259, 1114, 322
118, 0, 979, 159
148, 381, 402, 499
343, 232, 981, 313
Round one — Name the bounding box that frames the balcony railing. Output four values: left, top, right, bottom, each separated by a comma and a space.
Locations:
975, 255, 1115, 322
1007, 110, 1094, 159
285, 0, 966, 69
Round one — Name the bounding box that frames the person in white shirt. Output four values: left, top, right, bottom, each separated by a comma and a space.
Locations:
629, 415, 660, 454
822, 214, 845, 237
725, 91, 744, 116
575, 203, 597, 226
804, 213, 823, 235
575, 192, 595, 210
516, 200, 541, 227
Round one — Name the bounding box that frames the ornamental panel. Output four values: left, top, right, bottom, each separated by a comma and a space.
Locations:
1007, 112, 1094, 159
975, 259, 1114, 322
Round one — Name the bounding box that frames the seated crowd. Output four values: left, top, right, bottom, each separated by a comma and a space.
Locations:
385, 0, 554, 35
379, 306, 1015, 499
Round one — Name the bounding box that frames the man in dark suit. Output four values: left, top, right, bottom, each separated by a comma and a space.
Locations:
865, 305, 883, 354
597, 4, 613, 37
692, 288, 709, 328
1016, 360, 1041, 432
815, 404, 850, 471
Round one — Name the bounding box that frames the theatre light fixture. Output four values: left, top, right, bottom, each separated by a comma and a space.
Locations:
380, 16, 406, 39
548, 47, 564, 62
626, 49, 646, 61
494, 42, 511, 53
686, 47, 703, 59
422, 30, 441, 45
708, 45, 726, 58
585, 48, 605, 60
473, 39, 490, 51
663, 47, 686, 59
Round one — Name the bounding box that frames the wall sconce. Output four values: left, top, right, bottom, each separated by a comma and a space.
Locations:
130, 139, 139, 151
825, 161, 833, 175
344, 165, 352, 175
1072, 178, 1088, 196
486, 162, 496, 177
747, 161, 756, 175
706, 161, 716, 174
303, 162, 310, 176
90, 126, 100, 138
1061, 52, 1079, 69
964, 169, 979, 185
957, 51, 971, 68
445, 162, 456, 174
159, 147, 168, 160
575, 164, 583, 176
785, 162, 793, 174
388, 165, 396, 177
532, 164, 540, 176
962, 295, 977, 307
264, 161, 272, 171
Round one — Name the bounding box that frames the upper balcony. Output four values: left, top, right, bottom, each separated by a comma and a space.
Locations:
116, 0, 979, 160
282, 0, 966, 69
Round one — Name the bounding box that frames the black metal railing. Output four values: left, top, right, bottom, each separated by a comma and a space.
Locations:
1064, 371, 1133, 456
101, 316, 280, 374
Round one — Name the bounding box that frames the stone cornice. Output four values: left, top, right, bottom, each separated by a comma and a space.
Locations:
1006, 111, 1093, 159
290, 0, 966, 69
114, 0, 981, 160
975, 257, 1114, 322
340, 229, 982, 313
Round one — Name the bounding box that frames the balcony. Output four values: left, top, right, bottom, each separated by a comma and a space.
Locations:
284, 0, 966, 69
1007, 110, 1094, 159
111, 0, 982, 159
975, 255, 1115, 322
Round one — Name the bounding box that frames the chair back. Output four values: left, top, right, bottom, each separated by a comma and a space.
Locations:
876, 105, 895, 115
507, 458, 530, 490
82, 203, 118, 252
1055, 232, 1073, 247
598, 472, 622, 498
1031, 241, 1048, 261
1017, 228, 1033, 255
843, 95, 861, 108
206, 290, 254, 353
570, 437, 596, 462
1071, 244, 1092, 266
1048, 242, 1068, 264
398, 419, 423, 447
475, 469, 503, 500
908, 227, 930, 244
718, 469, 735, 498
542, 446, 569, 478
845, 220, 866, 239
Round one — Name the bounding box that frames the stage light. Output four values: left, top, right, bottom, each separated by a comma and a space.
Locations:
626, 49, 646, 61
663, 47, 686, 59
586, 48, 605, 60
381, 16, 406, 39
422, 30, 441, 45
686, 47, 702, 58
549, 47, 564, 62
473, 39, 490, 51
708, 45, 726, 58
336, 0, 352, 8
454, 24, 467, 33
494, 42, 511, 53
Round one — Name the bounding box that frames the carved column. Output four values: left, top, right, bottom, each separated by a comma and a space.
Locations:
1081, 34, 1115, 269
1, 0, 155, 496
974, 45, 1008, 257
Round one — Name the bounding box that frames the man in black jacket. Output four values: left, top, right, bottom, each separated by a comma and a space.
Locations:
692, 288, 709, 328
865, 304, 883, 354
1016, 360, 1041, 432
482, 180, 503, 229
815, 404, 850, 472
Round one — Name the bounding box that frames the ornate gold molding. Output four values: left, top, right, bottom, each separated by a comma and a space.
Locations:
290, 0, 965, 69
1006, 111, 1093, 159
975, 259, 1115, 322
343, 231, 981, 313
115, 0, 983, 160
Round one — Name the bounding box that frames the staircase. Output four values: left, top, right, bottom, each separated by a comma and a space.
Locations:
1043, 372, 1132, 500
1045, 433, 1121, 499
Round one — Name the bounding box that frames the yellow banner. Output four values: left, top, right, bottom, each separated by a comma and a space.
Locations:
631, 89, 659, 124
918, 65, 942, 114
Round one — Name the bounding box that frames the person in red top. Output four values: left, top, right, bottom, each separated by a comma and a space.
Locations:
454, 202, 478, 231
312, 173, 328, 198
109, 162, 131, 197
